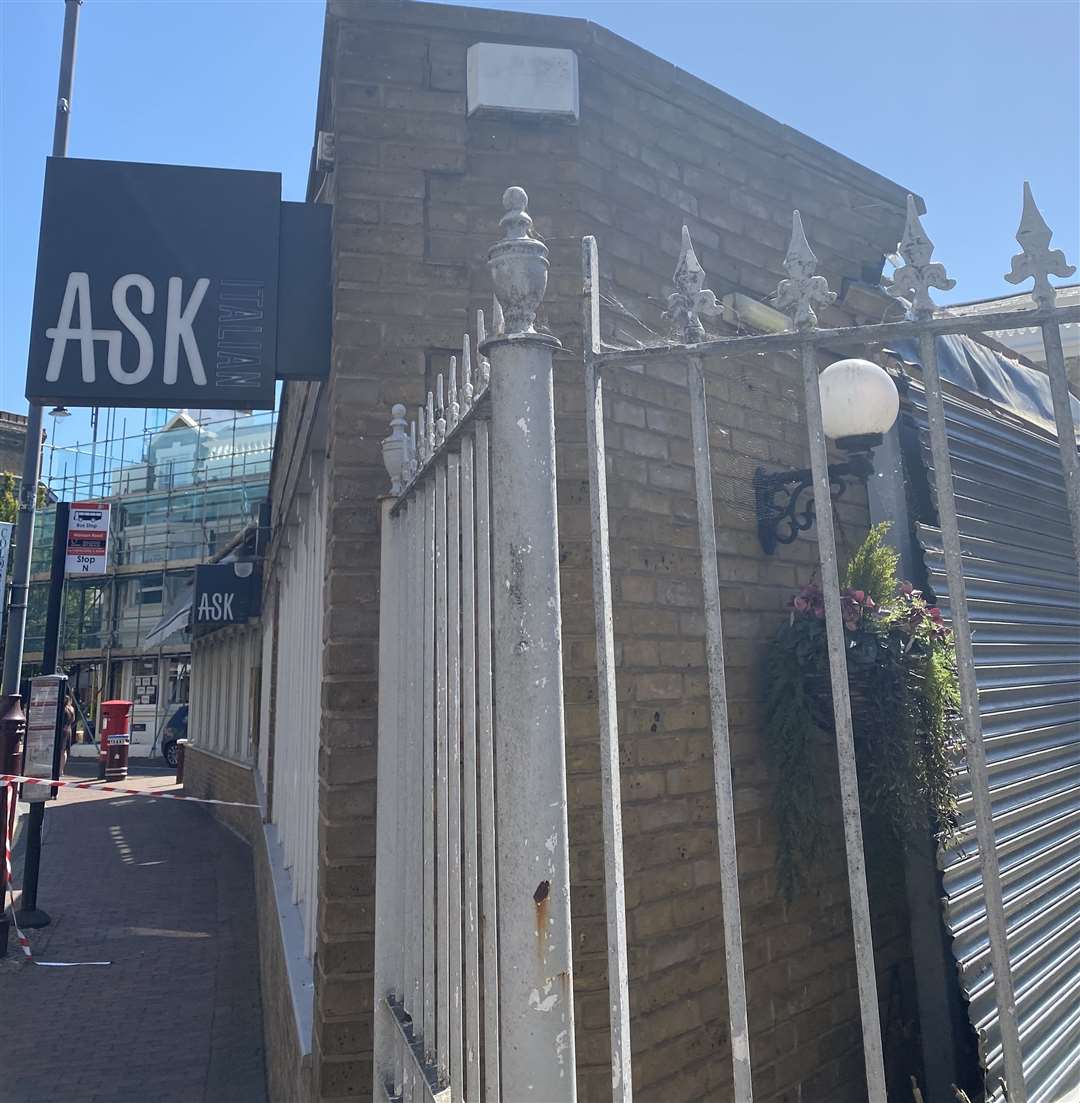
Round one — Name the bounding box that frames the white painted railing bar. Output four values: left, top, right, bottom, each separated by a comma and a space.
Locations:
423, 477, 437, 1069
686, 354, 754, 1102
375, 483, 404, 1100
801, 339, 889, 1099
399, 494, 416, 1102
581, 234, 634, 1103
474, 416, 501, 1103
461, 432, 482, 1103
447, 451, 465, 1103
779, 210, 890, 1101
403, 494, 420, 1103
436, 455, 450, 1083
592, 303, 1080, 366
917, 323, 1027, 1099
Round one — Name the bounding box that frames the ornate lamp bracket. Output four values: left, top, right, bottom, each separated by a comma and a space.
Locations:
754, 449, 875, 555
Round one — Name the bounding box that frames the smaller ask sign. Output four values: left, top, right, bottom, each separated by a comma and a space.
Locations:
65, 501, 111, 575
193, 562, 259, 630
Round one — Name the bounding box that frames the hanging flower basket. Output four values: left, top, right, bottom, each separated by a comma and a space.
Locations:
763, 524, 963, 901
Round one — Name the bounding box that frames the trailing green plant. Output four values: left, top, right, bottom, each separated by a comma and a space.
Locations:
763, 522, 962, 901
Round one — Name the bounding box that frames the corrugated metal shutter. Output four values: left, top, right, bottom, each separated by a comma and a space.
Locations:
906, 382, 1080, 1103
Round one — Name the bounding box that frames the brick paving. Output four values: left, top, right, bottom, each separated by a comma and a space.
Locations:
0, 761, 267, 1103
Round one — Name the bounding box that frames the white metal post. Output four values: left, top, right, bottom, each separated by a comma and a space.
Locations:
374, 416, 405, 1097
775, 212, 888, 1102
483, 187, 576, 1101
581, 236, 634, 1103
891, 196, 1027, 1101
687, 357, 754, 1102
474, 417, 501, 1103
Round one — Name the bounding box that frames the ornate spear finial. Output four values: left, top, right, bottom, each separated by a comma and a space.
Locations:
435, 374, 447, 446
775, 210, 836, 331
407, 418, 417, 482
491, 292, 505, 337
488, 186, 548, 335
664, 225, 722, 342
888, 194, 955, 318
426, 391, 436, 457
1005, 181, 1076, 310
381, 403, 408, 495
461, 334, 474, 409
448, 355, 460, 428
476, 308, 491, 388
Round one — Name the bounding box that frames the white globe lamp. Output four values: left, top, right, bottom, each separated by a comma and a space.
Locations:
818, 358, 900, 450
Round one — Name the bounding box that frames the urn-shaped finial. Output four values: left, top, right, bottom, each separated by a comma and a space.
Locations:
487, 186, 549, 336
381, 403, 408, 495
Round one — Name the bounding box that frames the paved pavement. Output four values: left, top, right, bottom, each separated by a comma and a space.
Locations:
1, 761, 267, 1103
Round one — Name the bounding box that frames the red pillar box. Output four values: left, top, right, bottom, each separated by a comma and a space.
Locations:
99, 700, 132, 783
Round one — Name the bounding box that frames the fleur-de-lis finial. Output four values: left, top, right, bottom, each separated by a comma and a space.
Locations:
461, 334, 474, 409
888, 195, 955, 318
775, 210, 836, 331
1005, 181, 1076, 311
665, 226, 722, 342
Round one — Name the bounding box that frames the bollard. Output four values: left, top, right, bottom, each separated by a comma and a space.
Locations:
100, 700, 132, 783
175, 739, 188, 784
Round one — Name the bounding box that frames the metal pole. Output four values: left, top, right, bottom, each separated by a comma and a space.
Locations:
687, 357, 754, 1102
373, 495, 403, 1100
917, 329, 1027, 1101
1, 0, 81, 700
16, 501, 69, 929
800, 339, 888, 1102
581, 236, 634, 1103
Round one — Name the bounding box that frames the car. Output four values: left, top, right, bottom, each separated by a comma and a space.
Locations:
161, 704, 188, 769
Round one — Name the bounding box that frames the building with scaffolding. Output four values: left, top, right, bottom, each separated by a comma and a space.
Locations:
21, 407, 275, 757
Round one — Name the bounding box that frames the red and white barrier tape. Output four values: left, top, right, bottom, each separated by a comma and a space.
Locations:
0, 773, 259, 809
1, 772, 257, 966
2, 779, 109, 966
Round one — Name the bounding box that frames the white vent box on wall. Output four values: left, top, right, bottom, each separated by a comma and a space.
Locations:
467, 43, 579, 121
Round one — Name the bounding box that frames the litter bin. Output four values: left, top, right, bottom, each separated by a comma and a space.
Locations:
100, 700, 132, 783
175, 739, 189, 784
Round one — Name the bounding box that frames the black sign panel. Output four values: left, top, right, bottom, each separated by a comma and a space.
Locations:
277, 202, 331, 380
26, 158, 281, 409
193, 562, 260, 631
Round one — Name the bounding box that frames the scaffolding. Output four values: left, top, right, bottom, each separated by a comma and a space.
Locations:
21, 408, 275, 750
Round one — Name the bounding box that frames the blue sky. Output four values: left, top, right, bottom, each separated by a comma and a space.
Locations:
2, 0, 1077, 455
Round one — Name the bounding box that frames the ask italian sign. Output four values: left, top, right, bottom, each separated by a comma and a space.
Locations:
25, 157, 330, 409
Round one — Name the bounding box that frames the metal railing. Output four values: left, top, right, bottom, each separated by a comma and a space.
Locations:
375, 189, 577, 1103
583, 184, 1078, 1103
269, 451, 327, 961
